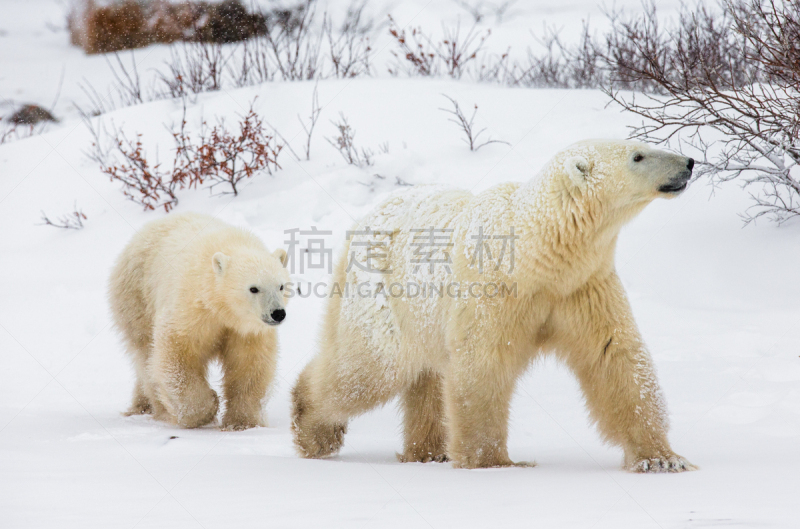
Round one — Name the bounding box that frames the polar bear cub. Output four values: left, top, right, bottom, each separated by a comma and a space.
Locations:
291, 140, 697, 472
109, 212, 290, 430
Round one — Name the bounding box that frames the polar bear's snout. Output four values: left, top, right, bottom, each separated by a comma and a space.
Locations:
658, 156, 694, 194
263, 308, 286, 326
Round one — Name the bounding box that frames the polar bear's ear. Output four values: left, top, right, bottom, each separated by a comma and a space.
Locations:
566, 156, 591, 188
273, 248, 288, 267
212, 252, 230, 275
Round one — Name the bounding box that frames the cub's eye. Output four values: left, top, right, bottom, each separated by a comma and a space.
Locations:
280, 285, 284, 291
249, 287, 259, 294
633, 154, 644, 162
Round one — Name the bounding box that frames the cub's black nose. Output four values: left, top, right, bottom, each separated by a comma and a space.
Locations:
687, 158, 695, 171
271, 309, 286, 323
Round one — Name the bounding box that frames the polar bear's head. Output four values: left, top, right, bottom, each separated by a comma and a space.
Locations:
211, 247, 291, 334
558, 140, 694, 210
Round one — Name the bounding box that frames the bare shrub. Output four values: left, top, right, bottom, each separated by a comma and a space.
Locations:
75, 52, 147, 119
440, 22, 491, 79
89, 124, 180, 212
599, 2, 756, 92
604, 0, 800, 223
490, 1, 517, 23
107, 52, 145, 105
388, 16, 489, 78
40, 203, 87, 230
440, 95, 508, 151
454, 0, 517, 24
509, 23, 604, 88
71, 1, 378, 111
158, 42, 232, 98
471, 49, 513, 83
230, 0, 336, 85
181, 106, 283, 196
359, 173, 413, 192
327, 113, 373, 167
233, 37, 276, 86
262, 0, 324, 81
454, 0, 487, 23
0, 121, 37, 145
467, 1, 753, 91
387, 16, 438, 76
88, 100, 282, 211
299, 84, 322, 160
325, 2, 374, 78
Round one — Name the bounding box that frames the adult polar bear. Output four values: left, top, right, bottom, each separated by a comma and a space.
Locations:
292, 140, 696, 472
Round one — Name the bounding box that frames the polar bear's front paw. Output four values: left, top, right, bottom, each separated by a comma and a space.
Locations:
627, 454, 696, 473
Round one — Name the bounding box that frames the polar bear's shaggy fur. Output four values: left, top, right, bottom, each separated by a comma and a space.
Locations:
292, 140, 697, 472
109, 213, 290, 430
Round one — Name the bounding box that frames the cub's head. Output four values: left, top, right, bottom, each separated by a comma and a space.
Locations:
559, 140, 694, 214
211, 247, 291, 334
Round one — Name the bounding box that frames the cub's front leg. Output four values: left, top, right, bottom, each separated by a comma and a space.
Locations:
220, 332, 277, 431
150, 329, 219, 428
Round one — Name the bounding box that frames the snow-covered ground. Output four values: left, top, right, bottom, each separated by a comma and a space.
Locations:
2, 1, 799, 527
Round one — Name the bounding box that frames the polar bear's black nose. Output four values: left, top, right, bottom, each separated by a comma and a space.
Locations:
271, 309, 286, 323
687, 158, 694, 171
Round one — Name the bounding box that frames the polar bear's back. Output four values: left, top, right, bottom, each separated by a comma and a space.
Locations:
332, 185, 474, 372
346, 185, 474, 286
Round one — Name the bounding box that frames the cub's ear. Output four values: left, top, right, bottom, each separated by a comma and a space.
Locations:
212, 252, 230, 275
273, 248, 288, 267
565, 156, 591, 188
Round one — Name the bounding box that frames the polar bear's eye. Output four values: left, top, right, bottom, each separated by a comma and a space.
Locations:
250, 287, 259, 294
633, 154, 644, 162
280, 285, 284, 291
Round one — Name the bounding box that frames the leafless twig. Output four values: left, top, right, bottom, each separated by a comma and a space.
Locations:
299, 83, 322, 160
440, 94, 509, 151
40, 203, 87, 230
326, 113, 373, 166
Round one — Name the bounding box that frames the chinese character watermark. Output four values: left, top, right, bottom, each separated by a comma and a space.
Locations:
410, 227, 453, 274
469, 226, 518, 273
345, 227, 394, 274
284, 227, 333, 274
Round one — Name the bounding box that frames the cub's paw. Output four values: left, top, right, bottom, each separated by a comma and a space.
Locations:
396, 451, 449, 463
221, 413, 263, 431
221, 422, 257, 432
122, 402, 152, 416
627, 454, 697, 473
176, 390, 219, 429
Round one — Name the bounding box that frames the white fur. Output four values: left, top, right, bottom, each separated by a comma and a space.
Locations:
109, 212, 291, 430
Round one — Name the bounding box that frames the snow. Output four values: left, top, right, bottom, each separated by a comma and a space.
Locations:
2, 0, 800, 527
